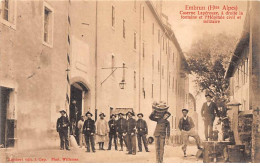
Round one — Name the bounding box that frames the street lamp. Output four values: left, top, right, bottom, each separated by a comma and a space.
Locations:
119, 80, 126, 89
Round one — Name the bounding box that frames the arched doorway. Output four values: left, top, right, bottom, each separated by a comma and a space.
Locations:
70, 82, 89, 143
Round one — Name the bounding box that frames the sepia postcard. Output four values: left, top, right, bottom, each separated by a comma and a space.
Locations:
0, 0, 259, 163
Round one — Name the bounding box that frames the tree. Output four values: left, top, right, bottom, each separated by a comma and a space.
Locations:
187, 32, 237, 106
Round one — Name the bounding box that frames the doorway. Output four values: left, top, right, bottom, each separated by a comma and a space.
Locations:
0, 86, 15, 148
69, 82, 88, 144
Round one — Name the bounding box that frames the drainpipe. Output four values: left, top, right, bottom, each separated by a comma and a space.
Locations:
95, 0, 98, 111
138, 2, 142, 113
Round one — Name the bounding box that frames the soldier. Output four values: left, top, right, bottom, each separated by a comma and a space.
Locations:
178, 109, 202, 157
136, 113, 149, 152
107, 114, 118, 150
125, 111, 137, 155
83, 111, 96, 153
149, 111, 171, 163
56, 110, 70, 150
116, 113, 128, 151
201, 93, 220, 141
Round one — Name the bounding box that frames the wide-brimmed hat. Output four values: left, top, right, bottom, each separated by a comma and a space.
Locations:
137, 113, 144, 117
85, 111, 93, 117
110, 114, 116, 118
182, 109, 189, 113
118, 113, 124, 116
126, 111, 135, 116
99, 112, 106, 117
59, 110, 66, 113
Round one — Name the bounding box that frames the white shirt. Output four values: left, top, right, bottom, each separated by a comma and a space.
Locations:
207, 102, 211, 106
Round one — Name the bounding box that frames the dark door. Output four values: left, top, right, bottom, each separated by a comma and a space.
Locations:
0, 87, 10, 147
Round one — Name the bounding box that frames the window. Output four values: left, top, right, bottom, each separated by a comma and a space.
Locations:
152, 54, 154, 70
123, 19, 125, 38
0, 0, 17, 29
142, 6, 145, 22
142, 77, 145, 99
142, 42, 145, 58
158, 60, 160, 73
134, 32, 137, 50
152, 84, 154, 98
134, 71, 136, 89
112, 6, 115, 28
158, 30, 160, 43
172, 77, 175, 92
43, 2, 54, 47
152, 23, 154, 35
162, 65, 164, 79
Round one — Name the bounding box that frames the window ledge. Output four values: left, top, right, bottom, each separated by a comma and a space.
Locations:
0, 19, 16, 30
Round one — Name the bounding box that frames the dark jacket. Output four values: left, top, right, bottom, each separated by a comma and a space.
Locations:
149, 112, 170, 138
83, 118, 95, 135
108, 119, 117, 134
136, 119, 148, 135
56, 116, 70, 132
126, 118, 136, 135
116, 118, 127, 133
178, 116, 195, 131
201, 102, 220, 122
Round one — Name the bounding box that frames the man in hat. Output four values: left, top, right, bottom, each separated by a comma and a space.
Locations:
96, 112, 109, 150
125, 111, 137, 155
56, 110, 70, 150
201, 93, 220, 141
107, 114, 118, 150
116, 113, 128, 151
77, 116, 85, 148
149, 111, 171, 163
178, 109, 202, 157
136, 113, 149, 152
83, 111, 96, 152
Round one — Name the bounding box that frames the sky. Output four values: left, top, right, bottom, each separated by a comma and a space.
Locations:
163, 0, 248, 52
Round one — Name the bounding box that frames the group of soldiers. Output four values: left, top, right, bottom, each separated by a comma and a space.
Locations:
56, 93, 220, 163
57, 110, 150, 155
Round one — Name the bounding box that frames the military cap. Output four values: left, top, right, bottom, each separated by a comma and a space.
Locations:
99, 112, 106, 117
126, 111, 135, 116
137, 113, 144, 117
85, 111, 93, 116
118, 112, 124, 116
59, 110, 66, 113
182, 109, 189, 113
110, 114, 116, 118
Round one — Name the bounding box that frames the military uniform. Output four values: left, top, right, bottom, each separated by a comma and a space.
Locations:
126, 115, 137, 155
83, 117, 96, 152
136, 118, 149, 152
149, 111, 170, 163
108, 118, 118, 150
117, 116, 128, 151
56, 114, 70, 150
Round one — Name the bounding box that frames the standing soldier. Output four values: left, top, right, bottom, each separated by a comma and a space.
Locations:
83, 111, 96, 153
117, 113, 128, 151
201, 93, 220, 141
56, 110, 70, 150
149, 111, 171, 163
77, 116, 85, 148
96, 113, 109, 150
125, 111, 137, 155
107, 114, 118, 150
178, 109, 202, 157
136, 113, 150, 152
